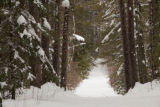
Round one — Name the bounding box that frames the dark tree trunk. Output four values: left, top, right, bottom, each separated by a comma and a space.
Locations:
127, 0, 138, 88
119, 0, 131, 92
0, 6, 4, 99
136, 32, 148, 83
33, 64, 42, 88
0, 97, 2, 107
149, 0, 156, 79
0, 80, 2, 107
61, 7, 70, 90
42, 36, 50, 59
42, 0, 50, 59
11, 85, 15, 100
53, 0, 62, 79
135, 0, 148, 83
41, 34, 50, 84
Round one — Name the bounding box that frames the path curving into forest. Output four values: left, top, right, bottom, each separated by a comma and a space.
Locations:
75, 58, 117, 97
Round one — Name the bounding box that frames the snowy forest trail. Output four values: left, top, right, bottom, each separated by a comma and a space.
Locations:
4, 59, 160, 107
75, 58, 117, 97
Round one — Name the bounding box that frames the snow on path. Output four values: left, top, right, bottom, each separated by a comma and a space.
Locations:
4, 90, 160, 107
75, 58, 117, 97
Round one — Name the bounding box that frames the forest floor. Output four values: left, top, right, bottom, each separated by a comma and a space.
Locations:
4, 59, 160, 107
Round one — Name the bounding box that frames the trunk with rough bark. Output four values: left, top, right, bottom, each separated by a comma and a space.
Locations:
135, 0, 148, 83
127, 0, 138, 88
0, 80, 2, 107
119, 0, 131, 92
61, 7, 70, 90
11, 85, 15, 99
53, 0, 62, 79
149, 0, 155, 79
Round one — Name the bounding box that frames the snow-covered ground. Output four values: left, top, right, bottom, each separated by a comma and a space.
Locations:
4, 59, 160, 107
75, 58, 117, 97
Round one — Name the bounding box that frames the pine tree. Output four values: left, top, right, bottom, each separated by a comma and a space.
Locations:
0, 0, 58, 99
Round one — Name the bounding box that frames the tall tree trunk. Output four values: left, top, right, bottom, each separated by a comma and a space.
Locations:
41, 0, 50, 84
61, 7, 70, 90
127, 0, 138, 88
135, 0, 148, 83
33, 64, 42, 88
149, 0, 155, 79
0, 96, 2, 107
41, 0, 50, 59
11, 85, 15, 99
53, 0, 62, 82
119, 0, 131, 92
29, 1, 42, 88
42, 36, 50, 59
0, 80, 2, 107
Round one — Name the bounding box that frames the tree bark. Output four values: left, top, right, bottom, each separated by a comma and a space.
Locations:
42, 35, 50, 59
149, 0, 156, 79
33, 64, 42, 88
135, 0, 148, 83
53, 0, 62, 79
61, 7, 70, 90
127, 0, 138, 87
119, 0, 131, 92
0, 96, 2, 107
0, 80, 2, 107
11, 85, 15, 100
42, 0, 50, 59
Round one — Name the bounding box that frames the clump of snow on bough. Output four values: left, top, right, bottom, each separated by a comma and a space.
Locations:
73, 34, 85, 42
43, 18, 51, 30
62, 0, 70, 8
17, 15, 27, 25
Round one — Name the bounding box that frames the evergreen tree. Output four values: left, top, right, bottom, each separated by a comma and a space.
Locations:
0, 0, 58, 99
